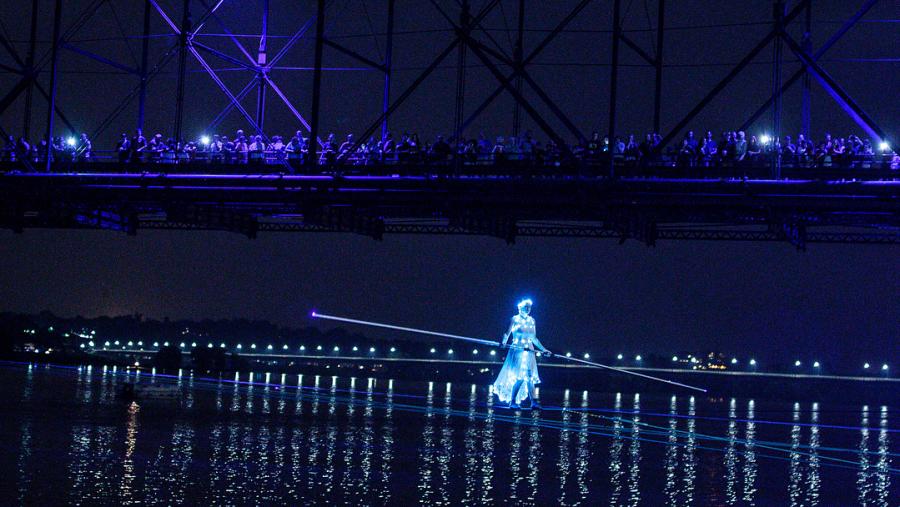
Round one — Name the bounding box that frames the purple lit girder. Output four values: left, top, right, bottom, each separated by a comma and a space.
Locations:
781, 34, 887, 143
194, 0, 257, 66
147, 0, 180, 34
147, 0, 312, 144
184, 0, 324, 143
207, 77, 259, 133
192, 0, 228, 38
255, 0, 268, 132
738, 0, 881, 134
60, 43, 140, 75
189, 46, 262, 133
173, 0, 191, 143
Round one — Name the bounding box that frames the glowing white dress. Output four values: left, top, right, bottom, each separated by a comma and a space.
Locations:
492, 315, 542, 405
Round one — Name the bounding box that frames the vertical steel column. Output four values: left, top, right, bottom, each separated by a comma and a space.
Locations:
608, 0, 622, 176
45, 0, 63, 171
512, 0, 525, 136
255, 0, 269, 135
173, 0, 192, 143
23, 0, 39, 139
381, 0, 395, 141
137, 0, 151, 131
653, 0, 665, 134
309, 0, 326, 165
453, 0, 469, 145
772, 0, 785, 178
801, 0, 812, 137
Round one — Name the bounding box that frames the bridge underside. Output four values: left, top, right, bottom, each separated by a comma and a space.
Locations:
2, 169, 899, 249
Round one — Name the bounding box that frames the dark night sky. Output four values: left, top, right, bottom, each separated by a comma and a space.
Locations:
1, 2, 898, 367
1, 230, 897, 367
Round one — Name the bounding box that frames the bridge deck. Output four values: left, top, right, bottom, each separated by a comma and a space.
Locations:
3, 167, 899, 246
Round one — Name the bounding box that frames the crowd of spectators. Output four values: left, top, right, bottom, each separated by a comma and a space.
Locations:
2, 127, 897, 172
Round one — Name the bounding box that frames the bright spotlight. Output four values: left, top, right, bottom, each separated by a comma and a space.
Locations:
316, 345, 322, 351
636, 355, 642, 361
352, 346, 358, 351
883, 364, 889, 371
490, 350, 496, 356
672, 356, 678, 362
794, 360, 801, 367
863, 362, 870, 369
369, 347, 375, 353
616, 353, 623, 360
448, 349, 454, 354
879, 141, 890, 152
813, 361, 820, 368
430, 348, 436, 353
267, 344, 273, 350
473, 349, 478, 354
390, 347, 396, 352
760, 134, 771, 144
66, 137, 76, 146
200, 135, 211, 145
565, 352, 572, 358
236, 344, 242, 349
333, 346, 339, 352
749, 359, 757, 366
583, 353, 590, 359
731, 358, 738, 364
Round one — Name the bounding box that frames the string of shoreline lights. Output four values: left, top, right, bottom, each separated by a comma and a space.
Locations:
61, 339, 894, 375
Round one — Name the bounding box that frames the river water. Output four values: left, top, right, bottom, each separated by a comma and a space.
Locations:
0, 362, 895, 505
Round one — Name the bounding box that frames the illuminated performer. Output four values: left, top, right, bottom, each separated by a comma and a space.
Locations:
492, 299, 552, 409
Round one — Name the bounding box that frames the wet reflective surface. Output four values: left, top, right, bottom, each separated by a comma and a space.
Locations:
0, 363, 896, 505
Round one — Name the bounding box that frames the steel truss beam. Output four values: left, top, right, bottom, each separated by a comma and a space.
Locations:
781, 31, 887, 142
5, 214, 898, 247
430, 1, 572, 155
459, 0, 593, 143
658, 0, 809, 150
739, 0, 880, 133
337, 0, 502, 160
0, 0, 892, 166
3, 172, 898, 248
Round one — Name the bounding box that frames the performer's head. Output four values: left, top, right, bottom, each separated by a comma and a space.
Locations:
517, 298, 533, 316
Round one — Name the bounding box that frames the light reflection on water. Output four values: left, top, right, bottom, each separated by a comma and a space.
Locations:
0, 364, 896, 505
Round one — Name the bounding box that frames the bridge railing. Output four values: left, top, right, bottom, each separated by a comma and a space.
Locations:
1, 149, 898, 180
